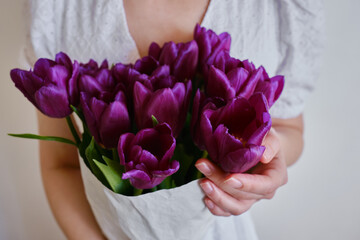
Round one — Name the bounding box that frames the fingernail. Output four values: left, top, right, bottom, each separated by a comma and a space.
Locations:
200, 182, 213, 194
224, 178, 243, 189
196, 162, 212, 175
205, 199, 214, 209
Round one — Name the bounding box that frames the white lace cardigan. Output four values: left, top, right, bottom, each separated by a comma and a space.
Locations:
21, 1, 325, 239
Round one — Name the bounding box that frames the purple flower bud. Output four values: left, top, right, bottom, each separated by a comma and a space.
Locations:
149, 40, 199, 81
207, 53, 284, 107
79, 59, 119, 98
199, 93, 271, 173
194, 24, 231, 75
254, 75, 284, 108
133, 79, 192, 137
80, 90, 131, 149
191, 89, 226, 149
10, 52, 79, 118
118, 123, 179, 189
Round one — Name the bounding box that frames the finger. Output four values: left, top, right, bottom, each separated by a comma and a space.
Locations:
195, 159, 245, 198
204, 198, 231, 216
227, 161, 287, 196
261, 128, 281, 163
196, 158, 279, 200
223, 178, 267, 200
195, 158, 228, 184
200, 180, 256, 215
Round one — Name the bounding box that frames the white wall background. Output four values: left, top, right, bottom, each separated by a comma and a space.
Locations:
0, 0, 359, 239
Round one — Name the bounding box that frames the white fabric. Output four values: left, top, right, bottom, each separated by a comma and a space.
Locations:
80, 157, 258, 240
26, 0, 324, 239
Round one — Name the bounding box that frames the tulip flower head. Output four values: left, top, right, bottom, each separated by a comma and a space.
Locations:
118, 123, 179, 189
200, 93, 271, 173
10, 52, 79, 118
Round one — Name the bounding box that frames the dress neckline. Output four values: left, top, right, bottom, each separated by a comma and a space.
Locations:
118, 0, 214, 60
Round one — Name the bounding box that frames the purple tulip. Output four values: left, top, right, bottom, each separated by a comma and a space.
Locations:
78, 59, 119, 98
112, 57, 167, 100
118, 123, 179, 189
199, 93, 271, 173
149, 40, 199, 81
133, 79, 192, 137
133, 56, 159, 76
254, 75, 284, 108
207, 52, 284, 108
80, 89, 131, 149
191, 89, 226, 149
194, 24, 231, 74
10, 52, 79, 118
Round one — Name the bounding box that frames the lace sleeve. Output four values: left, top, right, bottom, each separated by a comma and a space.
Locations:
270, 0, 325, 118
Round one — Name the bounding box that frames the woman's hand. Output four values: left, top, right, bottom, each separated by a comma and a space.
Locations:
195, 127, 289, 216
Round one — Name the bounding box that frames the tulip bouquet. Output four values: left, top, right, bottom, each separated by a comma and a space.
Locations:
9, 25, 284, 239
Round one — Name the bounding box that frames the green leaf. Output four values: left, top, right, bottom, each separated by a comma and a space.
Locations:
101, 155, 132, 194
93, 159, 123, 193
133, 188, 143, 196
159, 176, 172, 190
8, 133, 76, 146
151, 115, 159, 127
172, 143, 195, 186
93, 156, 131, 194
102, 155, 125, 175
85, 138, 109, 188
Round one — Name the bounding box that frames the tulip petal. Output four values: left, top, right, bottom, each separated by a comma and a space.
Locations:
246, 113, 271, 145
68, 60, 80, 105
80, 93, 101, 143
238, 67, 263, 99
227, 67, 249, 95
138, 149, 158, 170
96, 69, 113, 90
159, 42, 177, 66
200, 109, 219, 160
152, 160, 180, 177
99, 100, 130, 148
212, 124, 244, 163
149, 42, 161, 59
10, 69, 41, 106
134, 56, 159, 75
122, 169, 152, 189
35, 86, 71, 118
207, 66, 235, 100
79, 75, 104, 95
145, 89, 180, 135
221, 145, 265, 173
118, 133, 135, 165
173, 40, 199, 80
214, 97, 255, 137
55, 52, 72, 69
47, 65, 69, 88
33, 58, 55, 78
133, 81, 152, 129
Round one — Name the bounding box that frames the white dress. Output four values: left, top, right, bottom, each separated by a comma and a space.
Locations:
24, 0, 325, 239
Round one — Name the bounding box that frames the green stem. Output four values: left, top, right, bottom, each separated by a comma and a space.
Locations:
66, 116, 81, 147
133, 188, 143, 196
196, 170, 204, 179
201, 150, 208, 159
70, 105, 84, 121
112, 148, 118, 162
